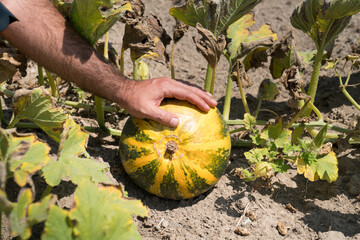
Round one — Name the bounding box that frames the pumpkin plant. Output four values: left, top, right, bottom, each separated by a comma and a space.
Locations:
51, 0, 131, 134
120, 99, 231, 200
236, 113, 338, 183
170, 0, 262, 94
290, 0, 360, 141
0, 86, 148, 239
120, 0, 171, 81
223, 12, 277, 121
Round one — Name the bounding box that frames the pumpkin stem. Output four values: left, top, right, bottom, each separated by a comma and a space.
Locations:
165, 141, 178, 159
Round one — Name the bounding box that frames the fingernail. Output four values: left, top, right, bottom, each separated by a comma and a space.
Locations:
210, 98, 218, 106
170, 118, 179, 127
206, 92, 213, 97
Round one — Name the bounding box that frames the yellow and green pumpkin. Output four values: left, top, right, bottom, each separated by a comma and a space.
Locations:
119, 99, 231, 200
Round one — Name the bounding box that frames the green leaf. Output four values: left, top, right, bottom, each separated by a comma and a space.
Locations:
261, 120, 291, 148
170, 0, 261, 38
227, 13, 277, 60
269, 32, 300, 79
316, 151, 338, 183
42, 205, 73, 240
28, 195, 54, 224
42, 119, 111, 186
0, 128, 9, 161
7, 134, 50, 187
296, 149, 338, 183
270, 159, 290, 173
244, 148, 269, 164
257, 79, 280, 101
10, 189, 33, 239
312, 124, 328, 150
243, 113, 256, 131
297, 50, 317, 65
11, 88, 68, 142
68, 180, 148, 240
243, 46, 270, 71
290, 0, 360, 48
70, 0, 131, 45
325, 0, 360, 19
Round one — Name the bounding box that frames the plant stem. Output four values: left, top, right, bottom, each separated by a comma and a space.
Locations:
58, 100, 125, 113
286, 99, 310, 129
339, 69, 360, 111
132, 58, 140, 80
223, 66, 233, 121
302, 45, 325, 116
82, 126, 122, 136
120, 46, 125, 74
293, 44, 326, 143
341, 86, 360, 111
226, 119, 267, 126
45, 69, 58, 98
94, 96, 105, 129
210, 64, 217, 95
104, 32, 109, 60
235, 61, 250, 115
226, 119, 351, 134
204, 64, 213, 93
231, 138, 252, 147
254, 98, 263, 119
38, 65, 44, 86
170, 43, 176, 79
229, 127, 246, 134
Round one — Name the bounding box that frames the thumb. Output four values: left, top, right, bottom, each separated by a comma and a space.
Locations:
148, 107, 179, 128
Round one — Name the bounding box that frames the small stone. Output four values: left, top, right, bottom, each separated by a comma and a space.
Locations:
234, 227, 250, 236
161, 219, 169, 228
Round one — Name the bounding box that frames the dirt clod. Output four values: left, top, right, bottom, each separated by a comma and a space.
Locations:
245, 210, 257, 221
234, 227, 250, 236
277, 221, 289, 236
285, 203, 297, 213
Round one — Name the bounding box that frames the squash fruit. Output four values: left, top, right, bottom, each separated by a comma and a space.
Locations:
119, 99, 231, 200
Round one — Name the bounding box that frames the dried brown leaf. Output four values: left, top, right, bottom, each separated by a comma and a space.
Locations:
173, 19, 189, 43
123, 14, 171, 62
231, 60, 252, 88
119, 0, 145, 23
193, 23, 226, 68
280, 66, 309, 105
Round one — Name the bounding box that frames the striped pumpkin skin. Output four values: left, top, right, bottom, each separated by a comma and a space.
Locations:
119, 99, 231, 200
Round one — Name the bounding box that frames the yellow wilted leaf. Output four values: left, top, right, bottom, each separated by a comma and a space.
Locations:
8, 134, 51, 187
227, 13, 277, 59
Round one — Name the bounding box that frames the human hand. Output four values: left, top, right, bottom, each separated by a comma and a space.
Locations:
122, 77, 218, 127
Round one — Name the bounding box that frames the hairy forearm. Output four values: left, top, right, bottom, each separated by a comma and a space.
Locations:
0, 0, 133, 105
